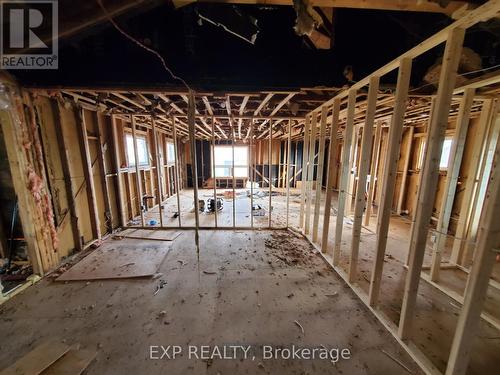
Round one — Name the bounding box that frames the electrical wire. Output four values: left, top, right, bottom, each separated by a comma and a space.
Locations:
95, 0, 192, 91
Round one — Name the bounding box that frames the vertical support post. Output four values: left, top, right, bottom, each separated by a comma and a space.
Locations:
172, 116, 182, 227
445, 135, 500, 375
231, 119, 236, 228
405, 98, 437, 266
348, 126, 359, 213
461, 106, 499, 266
250, 119, 254, 228
333, 89, 357, 264
430, 88, 475, 280
131, 115, 145, 227
268, 119, 273, 228
299, 116, 311, 228
321, 98, 341, 254
187, 92, 200, 250
286, 119, 292, 228
368, 57, 412, 306
95, 112, 113, 233
399, 28, 465, 340
396, 126, 414, 215
75, 107, 102, 238
364, 121, 382, 227
349, 76, 379, 283
151, 115, 164, 227
450, 100, 493, 264
111, 115, 126, 227
305, 114, 317, 235
312, 106, 328, 242
211, 116, 218, 227
52, 101, 82, 251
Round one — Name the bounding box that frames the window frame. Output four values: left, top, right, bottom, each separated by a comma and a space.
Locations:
213, 145, 249, 178
125, 132, 150, 168
166, 141, 176, 165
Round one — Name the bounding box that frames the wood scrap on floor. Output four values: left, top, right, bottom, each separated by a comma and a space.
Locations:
41, 348, 97, 375
56, 244, 170, 281
0, 339, 69, 375
115, 229, 182, 241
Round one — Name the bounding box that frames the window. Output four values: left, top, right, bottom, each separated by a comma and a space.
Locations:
126, 133, 149, 167
416, 137, 453, 171
166, 142, 176, 164
439, 138, 453, 170
213, 145, 248, 177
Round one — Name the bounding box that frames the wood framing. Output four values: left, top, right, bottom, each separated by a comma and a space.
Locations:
321, 98, 340, 254
51, 100, 82, 252
312, 106, 327, 242
349, 76, 379, 283
304, 115, 317, 234
131, 115, 145, 227
111, 115, 126, 227
299, 116, 311, 227
399, 27, 465, 340
429, 88, 475, 280
445, 130, 500, 375
151, 115, 164, 227
75, 107, 102, 239
368, 57, 412, 306
364, 120, 382, 227
396, 126, 414, 215
95, 112, 113, 233
333, 89, 356, 265
286, 119, 292, 228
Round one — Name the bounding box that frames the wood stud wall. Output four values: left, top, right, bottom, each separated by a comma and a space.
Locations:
298, 2, 500, 374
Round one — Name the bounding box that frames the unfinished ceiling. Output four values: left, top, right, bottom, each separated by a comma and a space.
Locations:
9, 0, 499, 91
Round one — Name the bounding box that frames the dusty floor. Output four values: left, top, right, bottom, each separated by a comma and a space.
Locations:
0, 230, 425, 374
142, 188, 500, 374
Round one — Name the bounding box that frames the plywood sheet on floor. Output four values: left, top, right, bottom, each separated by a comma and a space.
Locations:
0, 339, 69, 375
41, 348, 97, 375
118, 229, 182, 241
56, 244, 169, 281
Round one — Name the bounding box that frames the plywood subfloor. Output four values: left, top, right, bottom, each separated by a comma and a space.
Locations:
56, 243, 170, 281
118, 229, 182, 241
0, 231, 424, 375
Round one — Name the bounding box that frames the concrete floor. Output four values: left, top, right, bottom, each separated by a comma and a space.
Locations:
0, 230, 424, 374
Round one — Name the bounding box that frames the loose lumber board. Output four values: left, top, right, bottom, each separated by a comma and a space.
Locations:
56, 244, 169, 281
41, 349, 97, 375
0, 339, 69, 375
117, 229, 182, 241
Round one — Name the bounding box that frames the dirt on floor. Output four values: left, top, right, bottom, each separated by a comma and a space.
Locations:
0, 230, 424, 375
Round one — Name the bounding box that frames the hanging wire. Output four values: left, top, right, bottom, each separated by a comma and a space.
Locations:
95, 0, 192, 91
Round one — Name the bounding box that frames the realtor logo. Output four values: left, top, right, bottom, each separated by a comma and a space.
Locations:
1, 0, 58, 69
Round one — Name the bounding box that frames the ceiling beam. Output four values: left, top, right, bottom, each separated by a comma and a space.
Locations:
173, 0, 474, 16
